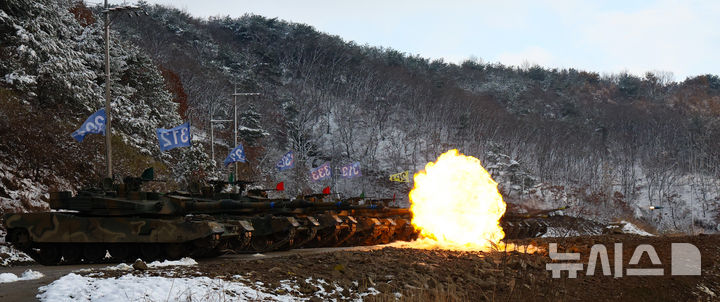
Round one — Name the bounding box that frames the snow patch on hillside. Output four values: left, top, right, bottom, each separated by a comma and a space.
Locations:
541, 227, 581, 238
619, 221, 655, 236
0, 161, 49, 212
38, 273, 381, 301
0, 244, 34, 266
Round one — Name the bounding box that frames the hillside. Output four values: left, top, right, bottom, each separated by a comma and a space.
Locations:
0, 0, 210, 213
110, 3, 720, 232
0, 1, 718, 233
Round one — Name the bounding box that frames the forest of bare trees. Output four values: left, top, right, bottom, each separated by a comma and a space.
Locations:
102, 2, 720, 232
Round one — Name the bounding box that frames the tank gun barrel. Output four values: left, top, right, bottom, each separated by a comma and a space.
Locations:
164, 195, 409, 215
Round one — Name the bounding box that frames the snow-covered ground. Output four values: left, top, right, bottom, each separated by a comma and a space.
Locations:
0, 269, 43, 283
38, 273, 294, 302
38, 266, 380, 301
34, 256, 383, 301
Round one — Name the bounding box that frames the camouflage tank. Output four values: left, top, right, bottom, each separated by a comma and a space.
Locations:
2, 171, 226, 265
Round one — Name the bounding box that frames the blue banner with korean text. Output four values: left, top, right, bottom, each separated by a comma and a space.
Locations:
340, 162, 361, 179
156, 122, 191, 151
276, 151, 294, 171
224, 143, 247, 167
310, 162, 331, 181
71, 108, 106, 142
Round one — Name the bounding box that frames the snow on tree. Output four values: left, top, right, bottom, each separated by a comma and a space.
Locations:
171, 143, 213, 188
0, 0, 102, 108
0, 0, 213, 209
237, 103, 268, 146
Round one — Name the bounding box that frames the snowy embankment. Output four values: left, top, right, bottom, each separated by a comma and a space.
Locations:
0, 243, 34, 266
541, 227, 582, 238
38, 258, 380, 301
618, 220, 655, 236
541, 220, 654, 238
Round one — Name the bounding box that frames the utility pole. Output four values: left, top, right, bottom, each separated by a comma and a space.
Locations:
104, 0, 111, 179
231, 85, 260, 189
233, 84, 238, 182
209, 111, 232, 172
102, 1, 146, 180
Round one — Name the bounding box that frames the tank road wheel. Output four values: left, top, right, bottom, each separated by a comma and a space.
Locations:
37, 246, 62, 265
164, 243, 186, 260
250, 236, 272, 252
61, 244, 82, 264
140, 244, 163, 261
108, 244, 131, 262
229, 232, 252, 251
271, 231, 295, 251
83, 244, 106, 263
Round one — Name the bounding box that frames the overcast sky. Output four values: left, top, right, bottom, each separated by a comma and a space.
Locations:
105, 0, 720, 81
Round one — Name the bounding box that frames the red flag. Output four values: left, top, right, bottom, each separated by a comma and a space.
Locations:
275, 182, 284, 191
393, 193, 396, 202
322, 186, 331, 194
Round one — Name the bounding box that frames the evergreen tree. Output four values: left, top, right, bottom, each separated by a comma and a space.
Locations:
238, 103, 268, 146
0, 0, 102, 109
172, 143, 213, 186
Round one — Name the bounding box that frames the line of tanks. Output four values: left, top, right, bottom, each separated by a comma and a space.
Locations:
2, 170, 565, 265
2, 173, 419, 265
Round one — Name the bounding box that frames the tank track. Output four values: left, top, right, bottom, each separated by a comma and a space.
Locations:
212, 211, 419, 254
